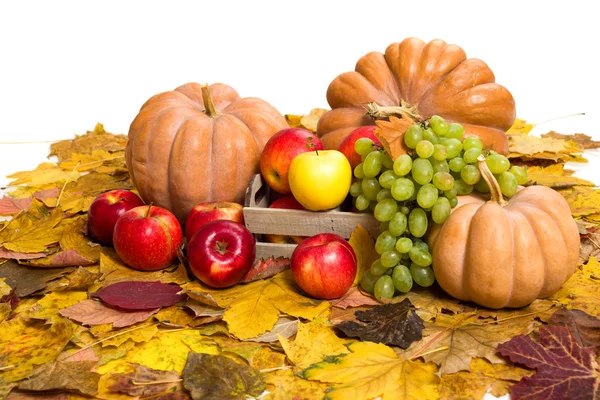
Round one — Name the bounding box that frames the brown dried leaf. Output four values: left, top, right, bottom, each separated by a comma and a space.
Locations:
107, 363, 189, 399
333, 287, 379, 309
18, 360, 99, 396
548, 308, 600, 348
0, 260, 75, 297
183, 298, 225, 318
59, 299, 159, 328
240, 256, 290, 283
579, 230, 600, 264
245, 316, 298, 343
374, 116, 412, 161
0, 247, 46, 260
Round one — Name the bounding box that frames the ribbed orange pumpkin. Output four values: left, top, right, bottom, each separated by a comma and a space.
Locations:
125, 83, 289, 223
316, 37, 516, 155
427, 157, 579, 309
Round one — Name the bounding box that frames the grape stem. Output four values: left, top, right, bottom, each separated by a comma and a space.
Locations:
364, 100, 422, 122
477, 155, 507, 206
201, 83, 220, 117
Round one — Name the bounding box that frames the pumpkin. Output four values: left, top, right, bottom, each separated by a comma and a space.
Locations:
125, 82, 289, 223
316, 37, 516, 155
426, 156, 579, 309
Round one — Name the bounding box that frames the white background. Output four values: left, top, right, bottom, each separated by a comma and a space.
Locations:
1, 0, 599, 188
0, 2, 598, 397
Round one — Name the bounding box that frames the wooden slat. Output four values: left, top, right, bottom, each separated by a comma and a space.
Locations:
255, 242, 297, 260
244, 207, 379, 239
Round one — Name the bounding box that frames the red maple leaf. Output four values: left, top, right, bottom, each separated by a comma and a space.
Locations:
497, 325, 600, 400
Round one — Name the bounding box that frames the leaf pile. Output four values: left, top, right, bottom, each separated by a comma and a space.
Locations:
0, 123, 599, 400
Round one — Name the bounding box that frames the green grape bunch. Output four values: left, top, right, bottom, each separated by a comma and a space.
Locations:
350, 115, 528, 301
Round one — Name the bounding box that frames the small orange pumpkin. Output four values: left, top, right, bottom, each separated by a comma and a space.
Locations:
427, 156, 579, 309
316, 37, 516, 154
125, 83, 289, 223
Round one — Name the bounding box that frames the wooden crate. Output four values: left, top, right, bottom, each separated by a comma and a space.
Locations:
243, 174, 379, 260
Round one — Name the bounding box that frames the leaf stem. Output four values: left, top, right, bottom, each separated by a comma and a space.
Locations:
132, 378, 183, 385
0, 364, 17, 371
56, 161, 81, 207
410, 346, 449, 359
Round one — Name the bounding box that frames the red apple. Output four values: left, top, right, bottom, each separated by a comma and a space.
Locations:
113, 205, 183, 271
87, 189, 145, 245
185, 201, 244, 243
188, 220, 256, 288
290, 233, 357, 299
337, 126, 382, 170
259, 128, 324, 194
263, 196, 307, 244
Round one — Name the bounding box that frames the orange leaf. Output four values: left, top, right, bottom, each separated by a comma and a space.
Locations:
374, 116, 413, 160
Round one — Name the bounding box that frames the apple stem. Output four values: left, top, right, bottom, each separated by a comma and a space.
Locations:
305, 136, 319, 155
201, 84, 220, 117
146, 203, 153, 217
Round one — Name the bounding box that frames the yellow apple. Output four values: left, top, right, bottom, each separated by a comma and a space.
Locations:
288, 149, 352, 211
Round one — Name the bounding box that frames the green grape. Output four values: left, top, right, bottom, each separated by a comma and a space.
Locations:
374, 198, 398, 222
392, 265, 413, 293
380, 250, 401, 268
422, 128, 439, 145
400, 206, 410, 214
510, 165, 528, 185
416, 183, 439, 209
408, 182, 421, 202
444, 138, 463, 159
381, 152, 394, 169
416, 140, 435, 159
430, 158, 450, 174
360, 269, 379, 293
393, 154, 412, 176
432, 171, 454, 191
498, 171, 518, 197
404, 124, 424, 149
410, 264, 436, 287
444, 187, 458, 199
463, 147, 482, 164
379, 170, 400, 189
355, 137, 375, 156
463, 136, 483, 150
409, 247, 432, 267
460, 164, 481, 185
454, 179, 474, 195
413, 239, 428, 252
432, 197, 451, 224
355, 194, 370, 210
370, 259, 388, 276
430, 115, 449, 136
349, 181, 363, 197
363, 150, 382, 177
449, 157, 466, 173
395, 237, 413, 253
449, 196, 458, 208
354, 163, 365, 179
376, 188, 393, 202
388, 212, 408, 236
412, 158, 434, 185
379, 221, 389, 233
361, 177, 381, 200
373, 275, 395, 300
432, 144, 448, 161
408, 208, 428, 238
447, 122, 465, 139
486, 153, 511, 174
391, 178, 415, 201
375, 231, 396, 255
474, 177, 490, 194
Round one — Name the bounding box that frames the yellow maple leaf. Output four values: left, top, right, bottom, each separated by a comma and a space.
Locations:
302, 341, 439, 400
0, 207, 63, 253
562, 186, 600, 217
285, 108, 328, 133
59, 149, 125, 173
526, 164, 596, 189
550, 256, 600, 316
25, 291, 88, 320
183, 270, 330, 340
49, 123, 128, 163
278, 317, 352, 369
508, 135, 584, 162
265, 369, 329, 400
348, 224, 378, 285
7, 162, 80, 187
505, 118, 534, 135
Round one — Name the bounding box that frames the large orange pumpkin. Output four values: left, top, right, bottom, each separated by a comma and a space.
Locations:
426, 157, 579, 309
316, 37, 516, 154
125, 83, 289, 223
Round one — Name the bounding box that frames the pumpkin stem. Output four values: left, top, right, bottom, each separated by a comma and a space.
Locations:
201, 84, 219, 117
364, 100, 423, 123
477, 155, 507, 206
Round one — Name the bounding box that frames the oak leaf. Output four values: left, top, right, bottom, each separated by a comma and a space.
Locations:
348, 224, 378, 285
548, 308, 600, 348
302, 341, 439, 400
550, 256, 600, 317
374, 116, 412, 160
497, 325, 600, 400
182, 270, 330, 340
335, 299, 424, 349
93, 281, 186, 310
59, 299, 159, 328
107, 363, 189, 399
17, 360, 99, 396
279, 317, 352, 369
